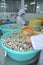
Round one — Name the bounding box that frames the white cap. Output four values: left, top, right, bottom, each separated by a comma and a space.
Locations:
18, 9, 25, 16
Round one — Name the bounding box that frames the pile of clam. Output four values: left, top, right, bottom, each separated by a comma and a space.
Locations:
4, 24, 20, 30
2, 33, 33, 51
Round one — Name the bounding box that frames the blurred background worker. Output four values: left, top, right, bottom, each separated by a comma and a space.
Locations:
6, 16, 12, 24
16, 9, 28, 26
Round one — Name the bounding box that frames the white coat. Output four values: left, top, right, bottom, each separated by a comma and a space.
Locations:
16, 9, 25, 25
17, 16, 25, 25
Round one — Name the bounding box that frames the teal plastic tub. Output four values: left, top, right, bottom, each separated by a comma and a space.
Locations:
0, 24, 23, 34
1, 29, 39, 61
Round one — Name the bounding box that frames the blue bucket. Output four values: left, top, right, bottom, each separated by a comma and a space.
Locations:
1, 29, 39, 61
0, 24, 22, 34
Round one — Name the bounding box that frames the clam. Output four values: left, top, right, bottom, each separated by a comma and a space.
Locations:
2, 33, 33, 51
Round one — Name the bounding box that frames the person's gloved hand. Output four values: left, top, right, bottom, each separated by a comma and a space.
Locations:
24, 22, 29, 26
25, 36, 31, 43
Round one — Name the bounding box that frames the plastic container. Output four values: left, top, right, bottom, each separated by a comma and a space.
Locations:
0, 24, 22, 34
6, 20, 12, 24
29, 18, 41, 31
36, 18, 43, 24
2, 20, 6, 24
1, 29, 39, 61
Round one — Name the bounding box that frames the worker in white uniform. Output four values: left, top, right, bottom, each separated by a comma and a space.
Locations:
17, 9, 28, 26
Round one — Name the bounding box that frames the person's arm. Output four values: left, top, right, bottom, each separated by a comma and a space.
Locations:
24, 21, 29, 26
17, 16, 25, 25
